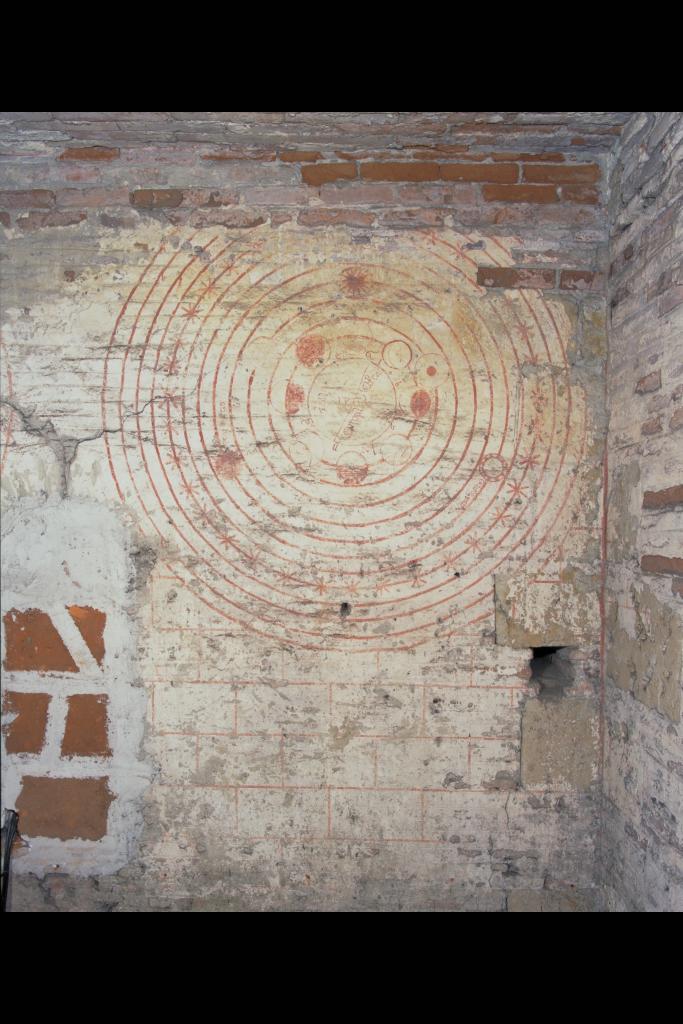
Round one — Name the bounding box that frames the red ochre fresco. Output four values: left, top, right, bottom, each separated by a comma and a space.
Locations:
296, 334, 326, 367
2, 691, 51, 754
101, 230, 584, 653
2, 608, 79, 673
285, 381, 305, 415
16, 776, 113, 841
67, 605, 106, 667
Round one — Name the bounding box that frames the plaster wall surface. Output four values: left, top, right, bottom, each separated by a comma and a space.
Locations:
0, 112, 637, 911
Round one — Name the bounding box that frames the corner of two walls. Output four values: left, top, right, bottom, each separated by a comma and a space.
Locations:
604, 111, 683, 912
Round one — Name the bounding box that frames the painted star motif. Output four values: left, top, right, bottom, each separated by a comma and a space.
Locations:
181, 303, 201, 319
341, 266, 371, 299
507, 481, 529, 499
162, 354, 180, 375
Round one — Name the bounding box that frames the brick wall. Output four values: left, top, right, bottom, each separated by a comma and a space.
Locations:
0, 113, 629, 911
603, 112, 683, 912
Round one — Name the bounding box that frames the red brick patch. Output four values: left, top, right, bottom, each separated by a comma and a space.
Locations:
360, 161, 440, 182
280, 150, 323, 162
17, 211, 87, 231
3, 609, 78, 674
0, 190, 55, 209
59, 147, 120, 161
201, 148, 276, 162
482, 184, 559, 204
61, 694, 111, 758
477, 267, 556, 289
301, 163, 357, 187
440, 163, 518, 183
16, 777, 113, 840
130, 189, 184, 208
66, 605, 106, 666
642, 485, 683, 510
2, 692, 50, 754
641, 555, 683, 577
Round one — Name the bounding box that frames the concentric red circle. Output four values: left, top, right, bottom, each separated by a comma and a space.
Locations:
102, 230, 587, 652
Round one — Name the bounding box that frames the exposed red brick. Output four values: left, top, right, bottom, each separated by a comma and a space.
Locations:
360, 162, 440, 182
302, 163, 357, 187
477, 267, 556, 289
201, 148, 276, 162
559, 270, 605, 292
16, 777, 113, 840
0, 189, 55, 209
512, 153, 567, 163
334, 150, 403, 161
0, 212, 9, 228
2, 692, 50, 754
523, 163, 600, 184
672, 579, 683, 598
642, 485, 683, 510
59, 146, 120, 161
3, 609, 78, 674
641, 416, 663, 436
635, 370, 662, 394
641, 555, 683, 577
482, 184, 559, 204
61, 694, 111, 758
298, 210, 376, 227
130, 189, 184, 208
561, 185, 600, 205
16, 210, 87, 231
63, 269, 76, 282
440, 163, 518, 183
280, 150, 323, 162
671, 408, 683, 431
66, 605, 106, 666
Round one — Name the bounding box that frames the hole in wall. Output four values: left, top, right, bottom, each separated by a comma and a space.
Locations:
529, 646, 574, 699
339, 602, 351, 619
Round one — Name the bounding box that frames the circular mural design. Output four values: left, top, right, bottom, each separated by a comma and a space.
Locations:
102, 229, 585, 651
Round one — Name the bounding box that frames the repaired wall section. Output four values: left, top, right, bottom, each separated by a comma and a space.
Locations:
1, 502, 150, 875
